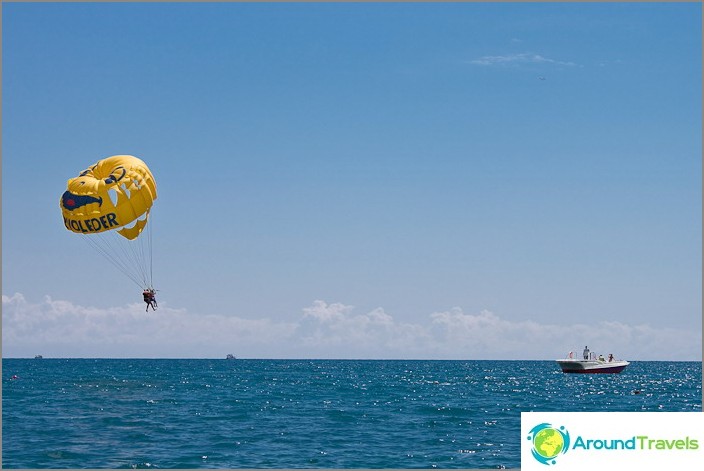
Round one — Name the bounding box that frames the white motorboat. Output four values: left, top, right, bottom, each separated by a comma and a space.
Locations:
556, 348, 629, 374
556, 358, 629, 374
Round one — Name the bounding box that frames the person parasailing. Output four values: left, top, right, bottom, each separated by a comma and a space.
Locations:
143, 288, 157, 311
149, 288, 158, 309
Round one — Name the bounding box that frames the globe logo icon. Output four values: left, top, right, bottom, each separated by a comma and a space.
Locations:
527, 423, 570, 465
534, 429, 564, 459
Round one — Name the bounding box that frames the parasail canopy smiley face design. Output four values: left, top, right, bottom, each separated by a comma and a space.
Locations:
61, 155, 157, 240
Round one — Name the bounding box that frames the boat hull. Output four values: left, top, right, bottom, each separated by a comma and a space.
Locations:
556, 359, 629, 374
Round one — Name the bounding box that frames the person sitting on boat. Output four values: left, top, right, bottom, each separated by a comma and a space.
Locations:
598, 354, 605, 361
583, 346, 589, 360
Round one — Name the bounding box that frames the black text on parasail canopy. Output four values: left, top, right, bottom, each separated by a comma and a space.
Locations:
60, 155, 159, 297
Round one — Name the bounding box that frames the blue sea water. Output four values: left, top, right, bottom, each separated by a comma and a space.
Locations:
2, 359, 701, 469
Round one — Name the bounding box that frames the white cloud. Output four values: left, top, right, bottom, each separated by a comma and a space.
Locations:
1, 293, 297, 359
302, 299, 353, 322
2, 294, 700, 360
470, 52, 578, 67
297, 300, 434, 358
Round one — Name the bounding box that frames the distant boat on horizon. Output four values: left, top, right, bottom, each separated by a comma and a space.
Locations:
34, 355, 43, 359
226, 354, 236, 360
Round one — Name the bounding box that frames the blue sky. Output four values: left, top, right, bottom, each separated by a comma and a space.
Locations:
2, 2, 701, 360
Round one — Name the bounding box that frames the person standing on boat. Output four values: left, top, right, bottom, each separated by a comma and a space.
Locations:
583, 346, 590, 360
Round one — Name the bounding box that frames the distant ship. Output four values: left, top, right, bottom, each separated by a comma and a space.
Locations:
226, 354, 236, 360
34, 355, 43, 359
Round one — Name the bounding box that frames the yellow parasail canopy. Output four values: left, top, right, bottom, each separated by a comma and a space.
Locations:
60, 155, 157, 240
